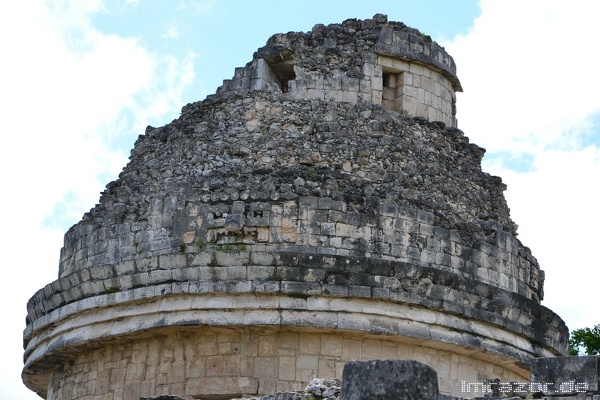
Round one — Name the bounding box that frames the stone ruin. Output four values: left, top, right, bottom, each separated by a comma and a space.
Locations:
209, 13, 461, 129
23, 14, 572, 400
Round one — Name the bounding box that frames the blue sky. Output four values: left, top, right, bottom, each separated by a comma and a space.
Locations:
2, 1, 600, 398
90, 0, 481, 119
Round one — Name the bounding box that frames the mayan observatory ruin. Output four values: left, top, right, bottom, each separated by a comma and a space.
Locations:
23, 14, 571, 400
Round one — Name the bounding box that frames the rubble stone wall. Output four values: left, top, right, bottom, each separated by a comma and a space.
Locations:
22, 15, 570, 400
56, 91, 525, 289
208, 14, 461, 127
23, 91, 568, 398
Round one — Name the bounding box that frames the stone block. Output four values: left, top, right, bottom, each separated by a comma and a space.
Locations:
296, 354, 319, 371
252, 281, 280, 293
89, 265, 114, 281
320, 335, 343, 357
305, 71, 324, 89
247, 265, 275, 280
227, 280, 251, 293
305, 297, 330, 311
341, 360, 439, 400
341, 90, 358, 103
362, 62, 375, 77
406, 246, 421, 260
226, 265, 248, 280
281, 281, 321, 295
278, 356, 296, 381
215, 251, 250, 267
530, 356, 599, 394
282, 310, 337, 329
278, 296, 307, 310
115, 260, 136, 276
371, 89, 383, 104
373, 287, 390, 300
185, 376, 258, 396
342, 77, 360, 92
307, 88, 325, 100
243, 310, 281, 326
319, 222, 335, 236
322, 284, 348, 296
325, 90, 344, 102
317, 358, 337, 378
348, 285, 371, 298
254, 357, 277, 379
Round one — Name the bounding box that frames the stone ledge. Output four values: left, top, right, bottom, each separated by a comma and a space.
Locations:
25, 273, 565, 355
24, 253, 568, 356
24, 290, 558, 383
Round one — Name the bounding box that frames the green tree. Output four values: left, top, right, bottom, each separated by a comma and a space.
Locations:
568, 324, 600, 355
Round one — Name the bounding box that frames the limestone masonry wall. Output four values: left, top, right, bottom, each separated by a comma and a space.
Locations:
55, 196, 542, 298
23, 89, 566, 398
54, 89, 542, 301
209, 14, 461, 127
23, 14, 569, 400
45, 329, 527, 399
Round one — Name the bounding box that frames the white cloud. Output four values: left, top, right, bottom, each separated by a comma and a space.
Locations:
2, 2, 598, 398
0, 2, 195, 398
447, 0, 600, 155
484, 146, 600, 329
163, 25, 180, 39
445, 0, 600, 331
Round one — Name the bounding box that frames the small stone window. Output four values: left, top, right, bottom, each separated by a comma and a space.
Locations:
268, 61, 296, 93
382, 72, 394, 87
257, 57, 297, 94
382, 68, 403, 112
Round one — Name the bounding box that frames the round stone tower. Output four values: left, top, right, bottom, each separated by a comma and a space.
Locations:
23, 15, 567, 399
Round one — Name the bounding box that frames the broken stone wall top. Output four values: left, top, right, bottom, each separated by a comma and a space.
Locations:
209, 14, 462, 128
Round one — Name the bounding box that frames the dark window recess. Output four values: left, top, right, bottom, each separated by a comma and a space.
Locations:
268, 61, 296, 93
383, 72, 392, 87
381, 68, 403, 113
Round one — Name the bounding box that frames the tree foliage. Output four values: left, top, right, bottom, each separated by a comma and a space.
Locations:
568, 324, 600, 355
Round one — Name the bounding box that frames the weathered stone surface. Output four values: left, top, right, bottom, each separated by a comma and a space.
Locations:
531, 356, 600, 395
341, 360, 439, 400
240, 378, 341, 400
22, 14, 568, 400
140, 397, 185, 400
213, 16, 461, 128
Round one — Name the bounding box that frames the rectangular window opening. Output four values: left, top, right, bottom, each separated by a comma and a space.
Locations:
381, 67, 404, 113
272, 63, 296, 93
